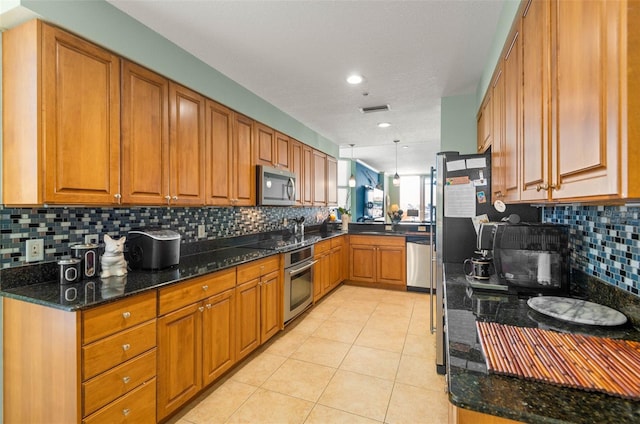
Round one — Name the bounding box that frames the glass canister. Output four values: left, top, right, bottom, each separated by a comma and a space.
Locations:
58, 258, 81, 284
71, 243, 99, 279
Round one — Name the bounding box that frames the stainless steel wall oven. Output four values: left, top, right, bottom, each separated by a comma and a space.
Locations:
283, 245, 316, 323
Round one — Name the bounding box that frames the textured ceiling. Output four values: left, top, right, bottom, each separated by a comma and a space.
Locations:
107, 0, 504, 175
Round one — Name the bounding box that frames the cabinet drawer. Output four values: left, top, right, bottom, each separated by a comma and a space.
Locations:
82, 291, 156, 344
349, 235, 406, 247
83, 378, 156, 424
237, 256, 279, 283
83, 320, 156, 380
314, 240, 331, 255
330, 235, 345, 249
158, 267, 236, 315
83, 349, 156, 416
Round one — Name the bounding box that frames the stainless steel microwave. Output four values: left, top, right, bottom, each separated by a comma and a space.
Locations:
257, 165, 296, 206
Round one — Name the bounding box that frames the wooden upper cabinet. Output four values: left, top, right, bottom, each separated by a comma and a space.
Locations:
502, 26, 522, 203
326, 156, 338, 206
169, 83, 206, 205
289, 139, 305, 206
233, 113, 256, 206
549, 0, 622, 200
491, 68, 505, 202
3, 20, 121, 205
313, 150, 327, 206
302, 145, 314, 205
520, 0, 550, 202
275, 132, 291, 170
121, 61, 170, 204
255, 122, 276, 167
477, 92, 492, 153
203, 109, 255, 207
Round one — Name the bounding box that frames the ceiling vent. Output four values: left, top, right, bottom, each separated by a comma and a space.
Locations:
359, 104, 391, 114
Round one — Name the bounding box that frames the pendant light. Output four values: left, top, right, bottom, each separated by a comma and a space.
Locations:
348, 144, 356, 187
393, 140, 401, 186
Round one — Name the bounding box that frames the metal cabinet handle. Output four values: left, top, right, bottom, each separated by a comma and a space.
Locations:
123, 376, 131, 384
536, 183, 549, 192
122, 343, 130, 351
122, 408, 130, 416
550, 183, 561, 191
494, 190, 503, 198
172, 195, 179, 201
122, 311, 131, 319
198, 306, 205, 312
202, 285, 209, 291
114, 193, 122, 204
206, 304, 212, 309
164, 195, 171, 205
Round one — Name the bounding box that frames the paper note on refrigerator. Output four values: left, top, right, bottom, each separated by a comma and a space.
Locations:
446, 160, 466, 172
444, 183, 476, 218
466, 157, 487, 169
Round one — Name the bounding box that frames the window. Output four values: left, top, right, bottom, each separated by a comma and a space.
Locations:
399, 173, 435, 222
337, 160, 351, 214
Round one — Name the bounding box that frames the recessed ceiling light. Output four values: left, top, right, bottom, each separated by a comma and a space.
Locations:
377, 122, 391, 128
346, 74, 364, 85
403, 145, 409, 149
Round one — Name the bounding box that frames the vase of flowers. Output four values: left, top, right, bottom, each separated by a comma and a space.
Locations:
387, 204, 404, 224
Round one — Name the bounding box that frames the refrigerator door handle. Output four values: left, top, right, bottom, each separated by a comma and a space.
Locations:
429, 166, 436, 334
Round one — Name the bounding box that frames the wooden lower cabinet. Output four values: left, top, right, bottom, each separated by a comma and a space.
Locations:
449, 404, 523, 424
349, 235, 406, 288
236, 256, 281, 361
3, 291, 158, 424
314, 236, 347, 302
157, 268, 237, 420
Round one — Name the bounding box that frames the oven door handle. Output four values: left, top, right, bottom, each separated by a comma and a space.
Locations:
288, 260, 318, 275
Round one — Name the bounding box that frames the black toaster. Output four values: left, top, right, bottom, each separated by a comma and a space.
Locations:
126, 229, 181, 270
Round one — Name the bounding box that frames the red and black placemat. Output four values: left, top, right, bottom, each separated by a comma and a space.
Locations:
476, 321, 640, 400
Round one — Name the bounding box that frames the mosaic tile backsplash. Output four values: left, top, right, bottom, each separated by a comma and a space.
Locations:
0, 206, 328, 269
543, 205, 640, 297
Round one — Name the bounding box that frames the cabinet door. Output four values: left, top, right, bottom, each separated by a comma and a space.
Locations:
260, 270, 281, 344
313, 150, 327, 206
503, 27, 521, 202
236, 278, 260, 361
302, 145, 314, 205
255, 122, 276, 167
169, 82, 206, 205
42, 24, 121, 204
121, 60, 170, 205
477, 93, 492, 153
491, 68, 505, 201
326, 156, 338, 206
520, 0, 551, 202
290, 139, 304, 206
377, 245, 406, 286
550, 0, 620, 200
202, 289, 235, 386
157, 303, 202, 420
350, 244, 376, 283
205, 100, 233, 205
234, 113, 256, 206
275, 132, 290, 170
329, 245, 343, 290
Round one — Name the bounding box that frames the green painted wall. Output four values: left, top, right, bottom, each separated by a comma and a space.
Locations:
440, 93, 477, 154
17, 0, 338, 156
475, 0, 521, 110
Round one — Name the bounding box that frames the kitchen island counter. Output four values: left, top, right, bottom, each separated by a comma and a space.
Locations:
444, 264, 640, 424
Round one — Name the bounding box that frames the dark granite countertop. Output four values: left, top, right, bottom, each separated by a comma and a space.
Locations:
444, 263, 640, 424
0, 231, 345, 312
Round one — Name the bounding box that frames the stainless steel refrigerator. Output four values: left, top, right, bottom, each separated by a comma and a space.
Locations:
430, 151, 538, 374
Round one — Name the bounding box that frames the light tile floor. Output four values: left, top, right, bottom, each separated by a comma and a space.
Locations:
168, 284, 448, 424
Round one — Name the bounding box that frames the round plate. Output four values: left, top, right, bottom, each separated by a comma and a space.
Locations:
527, 296, 627, 326
493, 200, 506, 213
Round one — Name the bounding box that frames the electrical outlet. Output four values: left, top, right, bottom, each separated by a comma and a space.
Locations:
283, 218, 288, 227
198, 224, 206, 238
85, 234, 99, 244
26, 239, 44, 262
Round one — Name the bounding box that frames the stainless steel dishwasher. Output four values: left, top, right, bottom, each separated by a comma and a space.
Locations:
406, 235, 432, 292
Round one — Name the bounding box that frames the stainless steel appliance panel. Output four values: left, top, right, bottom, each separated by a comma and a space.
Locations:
406, 237, 432, 290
